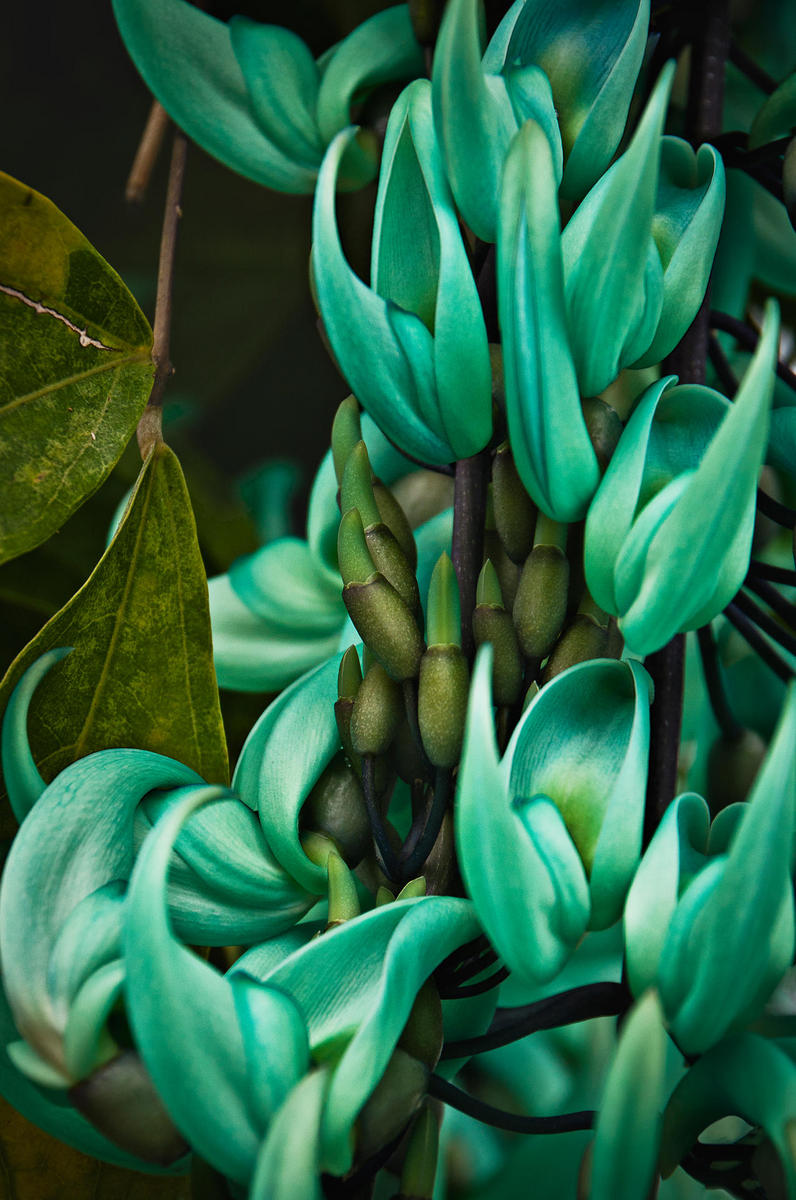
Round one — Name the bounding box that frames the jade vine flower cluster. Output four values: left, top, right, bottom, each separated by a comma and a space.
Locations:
1, 1, 795, 1198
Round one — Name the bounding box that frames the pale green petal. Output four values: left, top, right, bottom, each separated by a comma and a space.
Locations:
1, 646, 70, 821
228, 18, 324, 164
228, 539, 342, 634
125, 790, 309, 1184
589, 991, 667, 1200
233, 654, 342, 895
111, 0, 318, 191
250, 1070, 327, 1200
749, 70, 796, 149
498, 120, 598, 521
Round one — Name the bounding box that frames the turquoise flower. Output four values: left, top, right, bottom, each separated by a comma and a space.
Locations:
432, 0, 649, 240
112, 0, 423, 191
624, 684, 796, 1056
584, 301, 779, 657
456, 648, 651, 985
561, 63, 725, 395
312, 79, 492, 467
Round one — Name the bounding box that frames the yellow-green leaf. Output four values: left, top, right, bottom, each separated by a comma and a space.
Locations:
0, 173, 153, 565
0, 443, 229, 801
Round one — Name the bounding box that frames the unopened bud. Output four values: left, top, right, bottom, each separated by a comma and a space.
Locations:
398, 1104, 439, 1200
332, 397, 363, 488
338, 508, 378, 586
351, 663, 404, 756
335, 646, 363, 768
343, 578, 424, 681
326, 850, 361, 928
581, 397, 624, 473
374, 481, 418, 569
473, 561, 523, 706
355, 1050, 428, 1163
492, 443, 538, 564
301, 752, 370, 866
513, 544, 570, 660
541, 614, 609, 684
398, 980, 443, 1069
418, 647, 469, 768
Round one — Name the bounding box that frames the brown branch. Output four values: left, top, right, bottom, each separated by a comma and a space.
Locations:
125, 100, 171, 204
137, 130, 188, 459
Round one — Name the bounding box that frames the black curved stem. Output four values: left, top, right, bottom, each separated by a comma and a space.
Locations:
744, 575, 796, 628
725, 604, 795, 682
400, 767, 451, 881
427, 1075, 595, 1134
441, 981, 631, 1060
439, 965, 510, 1000
710, 311, 796, 393
361, 755, 400, 883
748, 560, 796, 586
696, 624, 743, 741
734, 589, 796, 656
728, 40, 777, 95
756, 489, 796, 528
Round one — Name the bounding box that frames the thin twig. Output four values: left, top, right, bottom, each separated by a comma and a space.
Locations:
734, 589, 796, 656
744, 575, 796, 628
361, 755, 400, 883
441, 981, 631, 1059
137, 130, 188, 458
756, 489, 796, 528
710, 311, 796, 393
427, 1075, 594, 1134
728, 40, 777, 95
748, 560, 796, 586
400, 767, 451, 881
126, 100, 171, 204
438, 965, 510, 999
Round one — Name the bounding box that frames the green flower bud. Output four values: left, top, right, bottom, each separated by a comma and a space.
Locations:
398, 980, 443, 1070
351, 663, 404, 756
492, 443, 538, 564
343, 579, 425, 682
397, 1104, 439, 1200
374, 481, 417, 569
355, 1049, 428, 1164
540, 614, 610, 685
342, 444, 420, 612
512, 544, 570, 661
326, 850, 361, 928
338, 508, 378, 587
581, 397, 624, 474
335, 646, 363, 770
301, 753, 370, 867
418, 556, 469, 767
332, 397, 363, 488
473, 561, 523, 706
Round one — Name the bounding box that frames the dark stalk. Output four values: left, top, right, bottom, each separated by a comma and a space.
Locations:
733, 590, 796, 656
696, 624, 743, 741
644, 0, 730, 842
400, 767, 451, 881
427, 1075, 594, 1134
451, 453, 489, 660
438, 965, 509, 999
126, 99, 170, 203
401, 679, 433, 777
725, 604, 795, 682
361, 755, 400, 883
756, 489, 796, 528
137, 130, 188, 458
710, 311, 796, 393
748, 560, 796, 586
728, 40, 777, 95
744, 575, 796, 627
441, 981, 631, 1059
707, 333, 738, 396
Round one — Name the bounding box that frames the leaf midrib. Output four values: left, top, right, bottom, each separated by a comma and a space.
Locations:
0, 349, 152, 416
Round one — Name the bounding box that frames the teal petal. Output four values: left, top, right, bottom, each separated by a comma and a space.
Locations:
749, 70, 796, 149
250, 1069, 327, 1200
509, 658, 651, 928
497, 119, 599, 521
111, 0, 318, 191
373, 81, 492, 458
233, 654, 342, 895
658, 683, 796, 1054
312, 127, 453, 466
228, 18, 324, 165
236, 895, 480, 1176
228, 539, 342, 635
125, 790, 309, 1184
619, 301, 778, 654
0, 749, 200, 1076
1, 646, 70, 821
635, 139, 725, 367
589, 991, 668, 1200
62, 959, 125, 1081
315, 6, 425, 146
661, 1034, 796, 1193
562, 64, 673, 395
456, 647, 589, 983
431, 0, 561, 242
491, 0, 650, 204
624, 793, 711, 996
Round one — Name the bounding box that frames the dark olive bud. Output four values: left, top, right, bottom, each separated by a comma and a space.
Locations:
707, 729, 766, 814
343, 578, 425, 681
409, 0, 445, 44
418, 556, 470, 768
513, 544, 570, 660
374, 480, 418, 569
394, 1103, 439, 1200
70, 1052, 188, 1166
398, 980, 443, 1070
355, 1050, 428, 1164
342, 444, 420, 612
338, 508, 377, 586
351, 663, 404, 756
326, 850, 361, 928
541, 614, 609, 684
581, 397, 624, 473
492, 442, 538, 564
301, 752, 370, 866
332, 397, 363, 488
423, 810, 457, 896
473, 561, 524, 706
335, 646, 363, 769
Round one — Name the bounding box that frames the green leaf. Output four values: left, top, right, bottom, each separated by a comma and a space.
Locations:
0, 173, 152, 565
0, 443, 229, 799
